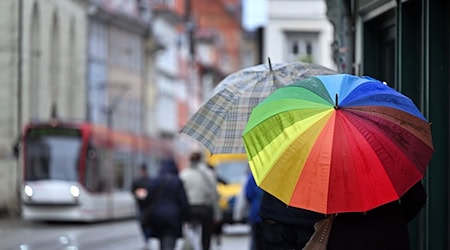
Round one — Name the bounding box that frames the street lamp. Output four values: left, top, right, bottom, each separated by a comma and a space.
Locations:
96, 82, 129, 218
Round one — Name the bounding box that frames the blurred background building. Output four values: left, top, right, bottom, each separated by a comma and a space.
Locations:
0, 0, 337, 217
1, 0, 448, 249
0, 0, 88, 217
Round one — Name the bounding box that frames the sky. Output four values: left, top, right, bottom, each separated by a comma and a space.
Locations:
242, 0, 267, 31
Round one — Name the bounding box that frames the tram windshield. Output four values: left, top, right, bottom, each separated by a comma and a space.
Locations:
24, 128, 82, 181
215, 160, 248, 184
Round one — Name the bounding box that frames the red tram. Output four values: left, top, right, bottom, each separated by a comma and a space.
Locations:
20, 121, 162, 222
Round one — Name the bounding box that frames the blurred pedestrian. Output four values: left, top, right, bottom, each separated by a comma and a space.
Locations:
180, 151, 221, 250
142, 157, 190, 250
244, 172, 263, 250
131, 163, 152, 247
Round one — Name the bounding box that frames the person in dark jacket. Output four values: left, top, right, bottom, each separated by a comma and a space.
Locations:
143, 157, 190, 250
260, 191, 323, 250
327, 180, 427, 250
244, 172, 263, 250
131, 163, 152, 246
261, 180, 427, 250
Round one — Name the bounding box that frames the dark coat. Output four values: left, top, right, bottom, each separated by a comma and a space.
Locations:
143, 158, 190, 238
131, 175, 151, 210
327, 181, 427, 250
244, 172, 263, 224
260, 191, 324, 248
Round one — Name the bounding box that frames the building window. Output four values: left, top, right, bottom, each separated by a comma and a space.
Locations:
109, 28, 142, 72
285, 32, 318, 63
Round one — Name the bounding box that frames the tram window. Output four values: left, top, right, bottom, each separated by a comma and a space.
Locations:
84, 146, 99, 192
25, 136, 81, 181
114, 161, 125, 190
112, 150, 135, 191
26, 141, 50, 180
97, 148, 112, 192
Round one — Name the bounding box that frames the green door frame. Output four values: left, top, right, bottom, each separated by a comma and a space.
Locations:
360, 0, 449, 249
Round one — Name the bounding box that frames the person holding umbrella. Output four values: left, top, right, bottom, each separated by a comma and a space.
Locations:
244, 172, 264, 250
242, 74, 434, 249
180, 63, 433, 249
259, 180, 427, 250
327, 180, 427, 250
259, 191, 324, 249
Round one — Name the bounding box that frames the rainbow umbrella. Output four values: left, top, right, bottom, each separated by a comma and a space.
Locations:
242, 74, 434, 214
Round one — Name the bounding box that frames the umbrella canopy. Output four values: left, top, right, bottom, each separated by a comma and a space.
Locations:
180, 61, 336, 154
242, 74, 434, 214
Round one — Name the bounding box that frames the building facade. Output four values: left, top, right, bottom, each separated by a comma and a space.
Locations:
188, 0, 245, 114
87, 0, 151, 134
0, 0, 258, 215
150, 1, 188, 137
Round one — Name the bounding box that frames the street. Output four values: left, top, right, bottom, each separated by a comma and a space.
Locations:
0, 216, 250, 250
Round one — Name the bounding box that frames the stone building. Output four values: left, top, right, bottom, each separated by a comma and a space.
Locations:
86, 0, 151, 134
0, 0, 259, 216
0, 0, 88, 215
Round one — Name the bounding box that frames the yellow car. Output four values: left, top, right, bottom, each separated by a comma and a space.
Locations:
207, 153, 249, 224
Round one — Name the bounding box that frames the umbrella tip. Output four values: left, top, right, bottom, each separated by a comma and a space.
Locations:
334, 94, 339, 110
268, 57, 273, 71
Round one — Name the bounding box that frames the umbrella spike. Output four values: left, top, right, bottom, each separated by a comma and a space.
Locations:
334, 93, 339, 109
268, 57, 273, 72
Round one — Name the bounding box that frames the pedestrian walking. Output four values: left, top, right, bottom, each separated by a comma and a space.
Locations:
180, 151, 221, 250
141, 157, 190, 250
131, 163, 152, 247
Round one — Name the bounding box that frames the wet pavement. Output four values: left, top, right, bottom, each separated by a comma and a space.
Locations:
0, 214, 250, 250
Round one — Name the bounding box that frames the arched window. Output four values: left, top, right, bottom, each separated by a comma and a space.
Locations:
29, 3, 41, 120
67, 18, 76, 118
49, 11, 60, 116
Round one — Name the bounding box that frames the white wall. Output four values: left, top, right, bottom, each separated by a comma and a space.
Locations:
264, 0, 336, 69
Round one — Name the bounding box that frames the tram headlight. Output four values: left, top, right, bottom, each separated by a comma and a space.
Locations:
70, 185, 80, 198
24, 185, 33, 197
